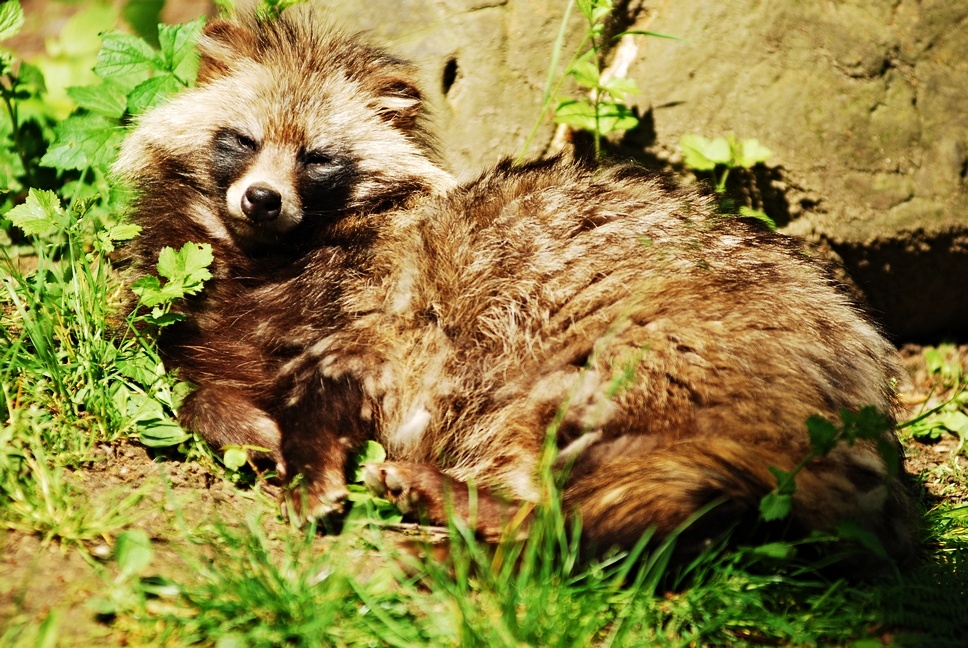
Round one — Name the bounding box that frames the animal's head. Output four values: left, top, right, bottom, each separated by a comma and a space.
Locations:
116, 8, 453, 249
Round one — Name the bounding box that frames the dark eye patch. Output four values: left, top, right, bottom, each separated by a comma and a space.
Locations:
297, 149, 357, 216
211, 128, 258, 190
300, 149, 353, 184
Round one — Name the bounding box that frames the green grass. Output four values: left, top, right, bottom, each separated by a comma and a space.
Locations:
2, 1, 968, 646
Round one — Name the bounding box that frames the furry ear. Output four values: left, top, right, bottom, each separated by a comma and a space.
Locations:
196, 20, 259, 85
373, 78, 423, 129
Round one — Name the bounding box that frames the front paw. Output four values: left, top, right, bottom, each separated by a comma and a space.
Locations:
362, 462, 423, 514
284, 479, 350, 526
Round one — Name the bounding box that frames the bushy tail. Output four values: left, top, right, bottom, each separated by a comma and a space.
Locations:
564, 437, 917, 562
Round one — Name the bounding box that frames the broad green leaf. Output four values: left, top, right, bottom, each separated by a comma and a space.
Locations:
806, 415, 839, 456
601, 76, 639, 100
351, 440, 388, 482
157, 242, 213, 291
40, 114, 125, 172
359, 440, 387, 464
750, 541, 796, 560
595, 102, 639, 135
566, 55, 600, 89
924, 347, 946, 374
554, 99, 599, 132
67, 81, 128, 118
0, 0, 25, 42
759, 491, 793, 521
116, 352, 164, 385
108, 222, 142, 241
15, 61, 46, 95
159, 18, 204, 83
126, 73, 184, 115
6, 189, 64, 235
115, 529, 153, 576
939, 411, 968, 436
95, 32, 162, 79
737, 206, 777, 230
223, 447, 249, 471
733, 138, 772, 168
680, 134, 732, 171
138, 418, 189, 447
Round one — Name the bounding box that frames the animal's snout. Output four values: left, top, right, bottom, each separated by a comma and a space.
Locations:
242, 183, 282, 222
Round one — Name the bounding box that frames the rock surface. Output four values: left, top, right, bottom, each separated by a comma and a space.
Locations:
321, 0, 968, 340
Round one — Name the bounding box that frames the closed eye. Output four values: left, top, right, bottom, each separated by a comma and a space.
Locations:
236, 133, 257, 150
303, 151, 333, 167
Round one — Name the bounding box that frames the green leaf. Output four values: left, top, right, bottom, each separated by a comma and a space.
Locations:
0, 0, 25, 42
115, 529, 153, 577
768, 465, 796, 495
126, 73, 184, 115
908, 417, 945, 442
40, 114, 125, 172
6, 189, 65, 235
749, 541, 796, 560
223, 447, 249, 471
566, 55, 601, 89
614, 29, 682, 41
95, 32, 162, 79
158, 18, 204, 83
116, 353, 164, 385
806, 415, 840, 456
138, 418, 189, 447
939, 411, 968, 437
351, 440, 388, 482
924, 347, 945, 374
47, 3, 116, 59
14, 60, 46, 95
595, 101, 639, 135
759, 491, 793, 521
601, 76, 639, 101
554, 99, 599, 132
67, 81, 128, 118
733, 138, 772, 168
157, 242, 213, 293
108, 222, 142, 241
737, 206, 777, 230
680, 134, 732, 171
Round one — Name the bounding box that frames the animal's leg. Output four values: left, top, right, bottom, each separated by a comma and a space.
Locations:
178, 384, 284, 473
362, 462, 528, 542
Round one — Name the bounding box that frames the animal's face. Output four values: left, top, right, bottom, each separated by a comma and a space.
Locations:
116, 12, 453, 249
205, 110, 358, 245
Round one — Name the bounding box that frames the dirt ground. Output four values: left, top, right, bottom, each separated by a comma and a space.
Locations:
1, 344, 966, 644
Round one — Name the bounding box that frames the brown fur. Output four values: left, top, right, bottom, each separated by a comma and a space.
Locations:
117, 7, 917, 563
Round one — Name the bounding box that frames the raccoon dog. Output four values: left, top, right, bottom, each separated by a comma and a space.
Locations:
116, 7, 916, 561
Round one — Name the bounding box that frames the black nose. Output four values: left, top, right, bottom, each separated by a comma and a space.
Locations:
241, 184, 282, 222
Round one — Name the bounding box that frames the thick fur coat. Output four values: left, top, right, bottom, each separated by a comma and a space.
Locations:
116, 7, 916, 561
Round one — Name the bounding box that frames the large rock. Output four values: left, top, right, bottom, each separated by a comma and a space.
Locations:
322, 0, 968, 340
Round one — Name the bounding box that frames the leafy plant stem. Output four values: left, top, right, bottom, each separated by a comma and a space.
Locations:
515, 0, 578, 163
0, 84, 35, 188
